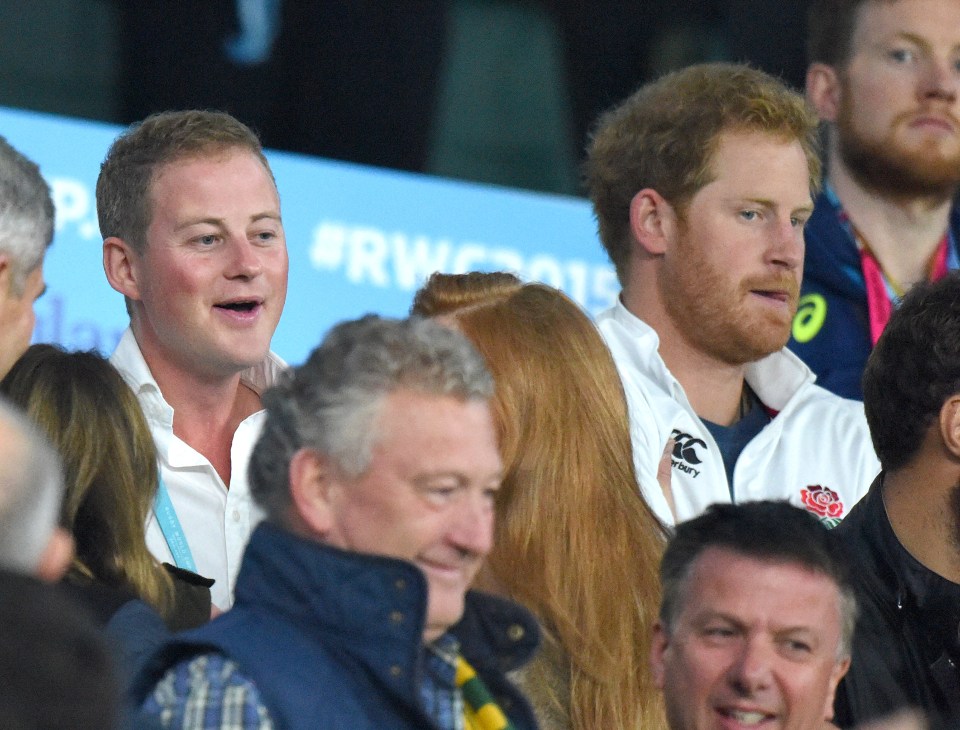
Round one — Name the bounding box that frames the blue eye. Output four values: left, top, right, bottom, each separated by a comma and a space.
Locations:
889, 48, 916, 64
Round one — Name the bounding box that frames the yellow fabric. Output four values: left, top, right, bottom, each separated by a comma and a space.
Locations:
457, 655, 513, 730
456, 657, 477, 685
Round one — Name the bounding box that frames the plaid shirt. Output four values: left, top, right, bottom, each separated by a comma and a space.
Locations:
141, 638, 466, 730
420, 634, 465, 730
141, 654, 274, 729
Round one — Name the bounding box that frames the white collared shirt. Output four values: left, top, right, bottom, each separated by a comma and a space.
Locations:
111, 328, 286, 609
597, 301, 880, 527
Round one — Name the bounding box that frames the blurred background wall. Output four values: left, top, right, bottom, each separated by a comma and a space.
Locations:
0, 0, 809, 197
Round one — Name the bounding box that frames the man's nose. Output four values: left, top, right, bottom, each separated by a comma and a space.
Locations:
727, 638, 776, 695
768, 219, 803, 270
449, 491, 494, 558
919, 56, 959, 102
226, 237, 264, 278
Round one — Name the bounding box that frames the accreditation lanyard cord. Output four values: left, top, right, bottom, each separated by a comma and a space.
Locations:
825, 184, 958, 346
153, 475, 197, 573
859, 234, 950, 346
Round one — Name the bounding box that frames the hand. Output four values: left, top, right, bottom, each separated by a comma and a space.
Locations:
658, 438, 676, 521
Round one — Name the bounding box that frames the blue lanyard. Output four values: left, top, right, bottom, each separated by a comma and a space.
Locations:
153, 475, 197, 572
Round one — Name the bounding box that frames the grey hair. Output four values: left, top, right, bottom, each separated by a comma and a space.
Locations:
0, 136, 54, 293
248, 315, 495, 523
0, 396, 65, 574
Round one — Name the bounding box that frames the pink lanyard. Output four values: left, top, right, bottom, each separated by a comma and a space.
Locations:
859, 236, 949, 346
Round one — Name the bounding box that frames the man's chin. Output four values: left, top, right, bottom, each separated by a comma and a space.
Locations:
716, 328, 791, 366
840, 135, 960, 201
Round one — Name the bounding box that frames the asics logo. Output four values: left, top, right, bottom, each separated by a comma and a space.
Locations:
671, 429, 706, 465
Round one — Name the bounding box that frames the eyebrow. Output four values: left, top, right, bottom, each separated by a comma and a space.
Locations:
884, 32, 960, 54
740, 197, 815, 215
174, 211, 282, 233
774, 625, 818, 638
692, 610, 742, 627
692, 611, 821, 637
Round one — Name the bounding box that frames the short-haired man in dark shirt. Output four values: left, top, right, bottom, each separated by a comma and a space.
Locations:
833, 271, 960, 728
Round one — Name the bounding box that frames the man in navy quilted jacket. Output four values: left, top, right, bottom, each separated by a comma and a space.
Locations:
135, 315, 539, 730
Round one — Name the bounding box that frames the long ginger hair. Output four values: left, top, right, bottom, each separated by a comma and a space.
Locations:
413, 272, 668, 729
0, 344, 174, 615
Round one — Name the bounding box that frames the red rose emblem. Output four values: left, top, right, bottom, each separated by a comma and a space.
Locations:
801, 485, 844, 518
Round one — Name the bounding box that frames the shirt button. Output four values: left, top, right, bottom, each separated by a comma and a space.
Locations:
232, 510, 241, 522
390, 611, 404, 624
390, 665, 403, 678
507, 624, 525, 641
394, 578, 406, 591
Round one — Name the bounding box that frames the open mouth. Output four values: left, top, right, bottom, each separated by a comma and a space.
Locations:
215, 300, 260, 313
719, 708, 774, 726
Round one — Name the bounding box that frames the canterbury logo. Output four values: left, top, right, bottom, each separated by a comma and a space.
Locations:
670, 429, 707, 478
671, 430, 705, 464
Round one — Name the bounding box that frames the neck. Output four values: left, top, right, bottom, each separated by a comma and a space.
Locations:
827, 157, 954, 290
134, 335, 262, 486
883, 463, 960, 585
622, 287, 748, 426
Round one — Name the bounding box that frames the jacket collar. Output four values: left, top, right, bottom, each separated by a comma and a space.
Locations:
236, 522, 539, 674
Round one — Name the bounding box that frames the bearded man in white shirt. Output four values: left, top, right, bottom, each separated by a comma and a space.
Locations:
586, 63, 880, 526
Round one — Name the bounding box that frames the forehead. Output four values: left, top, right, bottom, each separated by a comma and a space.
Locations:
148, 149, 275, 199
369, 389, 500, 468
851, 0, 960, 48
679, 548, 842, 634
696, 130, 812, 201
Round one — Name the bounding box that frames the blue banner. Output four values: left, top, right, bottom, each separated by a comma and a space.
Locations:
1, 106, 614, 365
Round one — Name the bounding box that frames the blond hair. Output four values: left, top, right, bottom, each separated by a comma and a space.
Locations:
413, 272, 668, 729
0, 345, 174, 615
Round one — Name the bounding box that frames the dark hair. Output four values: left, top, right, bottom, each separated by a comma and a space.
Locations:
863, 273, 960, 471
660, 501, 857, 656
807, 0, 892, 67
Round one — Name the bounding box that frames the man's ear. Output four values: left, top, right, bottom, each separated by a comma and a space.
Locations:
938, 396, 960, 460
288, 447, 335, 536
629, 189, 677, 257
650, 620, 670, 689
806, 63, 842, 122
102, 236, 142, 300
0, 254, 13, 297
823, 656, 851, 721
